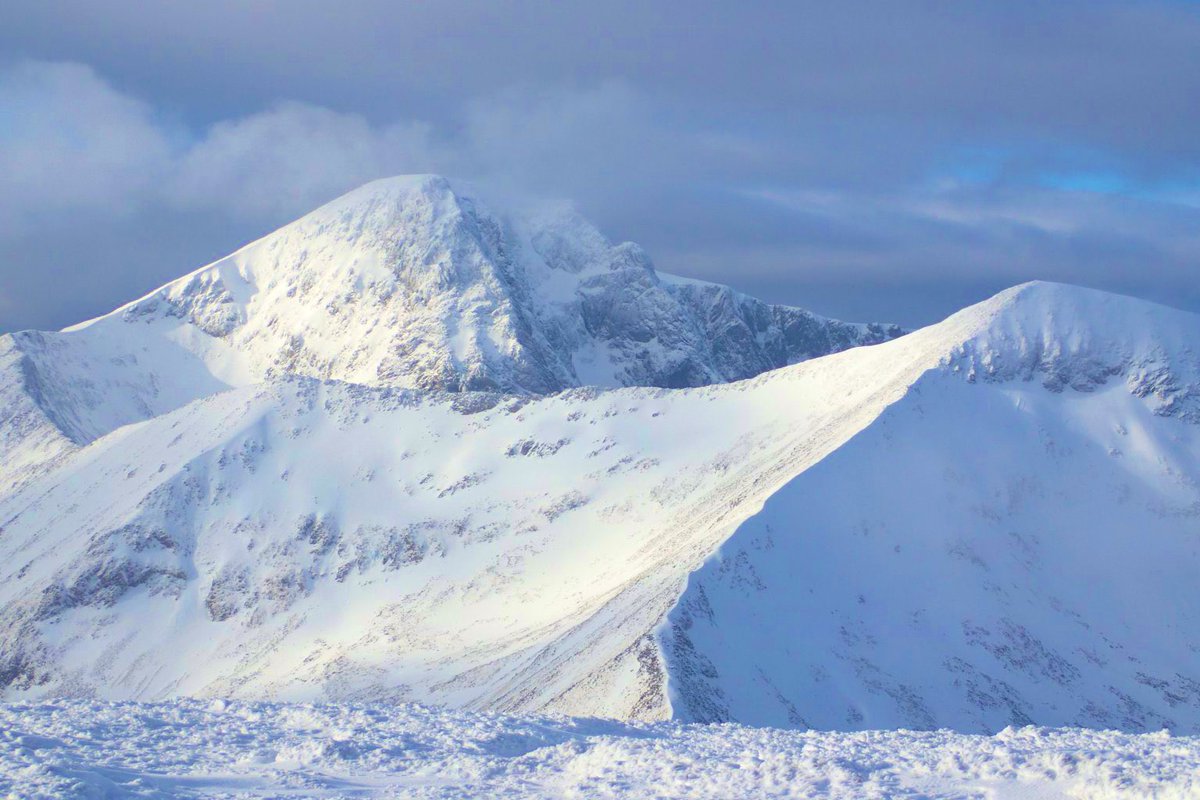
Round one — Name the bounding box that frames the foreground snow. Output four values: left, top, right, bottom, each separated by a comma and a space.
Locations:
1, 701, 1196, 799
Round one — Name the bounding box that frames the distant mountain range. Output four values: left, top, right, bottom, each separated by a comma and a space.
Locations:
1, 176, 1197, 733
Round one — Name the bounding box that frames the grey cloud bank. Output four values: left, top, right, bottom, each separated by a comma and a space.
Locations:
0, 1, 1198, 331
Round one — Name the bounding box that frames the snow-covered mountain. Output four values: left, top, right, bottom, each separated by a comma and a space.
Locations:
0, 175, 899, 488
668, 283, 1200, 732
1, 178, 1198, 733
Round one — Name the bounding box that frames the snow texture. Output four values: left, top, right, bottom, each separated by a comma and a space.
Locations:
1, 699, 1197, 799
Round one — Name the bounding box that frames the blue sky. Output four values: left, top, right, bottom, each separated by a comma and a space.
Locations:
1, 0, 1198, 330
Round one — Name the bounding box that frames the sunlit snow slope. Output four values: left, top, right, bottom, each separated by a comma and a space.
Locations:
0, 326, 937, 717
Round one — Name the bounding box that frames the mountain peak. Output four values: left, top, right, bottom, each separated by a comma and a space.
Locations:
299, 173, 474, 229
927, 280, 1200, 419
3, 178, 904, 463
965, 278, 1189, 320
57, 175, 903, 399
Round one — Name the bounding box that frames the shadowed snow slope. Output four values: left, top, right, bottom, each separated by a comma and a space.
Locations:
0, 175, 899, 491
667, 282, 1200, 731
1, 277, 1199, 733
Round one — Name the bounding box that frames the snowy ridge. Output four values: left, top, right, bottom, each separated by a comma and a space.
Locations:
0, 338, 941, 715
665, 281, 1200, 731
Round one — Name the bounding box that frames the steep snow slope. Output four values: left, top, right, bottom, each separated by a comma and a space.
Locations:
2, 281, 1199, 733
0, 174, 899, 489
667, 282, 1200, 732
0, 334, 941, 716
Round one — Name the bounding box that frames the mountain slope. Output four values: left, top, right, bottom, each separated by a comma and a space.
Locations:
2, 280, 1199, 732
0, 335, 934, 713
666, 282, 1200, 732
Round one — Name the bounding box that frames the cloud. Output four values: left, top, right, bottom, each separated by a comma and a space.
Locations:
0, 61, 172, 235
172, 103, 442, 219
5, 2, 1200, 161
0, 61, 451, 228
0, 43, 1199, 334
0, 61, 452, 328
659, 180, 1200, 325
0, 65, 742, 243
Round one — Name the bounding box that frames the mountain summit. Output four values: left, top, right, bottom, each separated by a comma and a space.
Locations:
72, 174, 901, 395
0, 176, 900, 488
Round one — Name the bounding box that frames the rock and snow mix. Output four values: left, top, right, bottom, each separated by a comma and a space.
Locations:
2, 700, 1197, 799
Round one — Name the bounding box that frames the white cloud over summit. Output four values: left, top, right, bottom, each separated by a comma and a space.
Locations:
0, 62, 443, 231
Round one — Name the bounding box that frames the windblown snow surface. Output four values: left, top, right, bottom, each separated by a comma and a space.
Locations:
3, 699, 1198, 799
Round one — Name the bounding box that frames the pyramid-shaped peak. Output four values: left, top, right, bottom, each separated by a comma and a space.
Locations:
272, 174, 500, 250
297, 174, 580, 234
40, 175, 901, 418
304, 174, 471, 219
